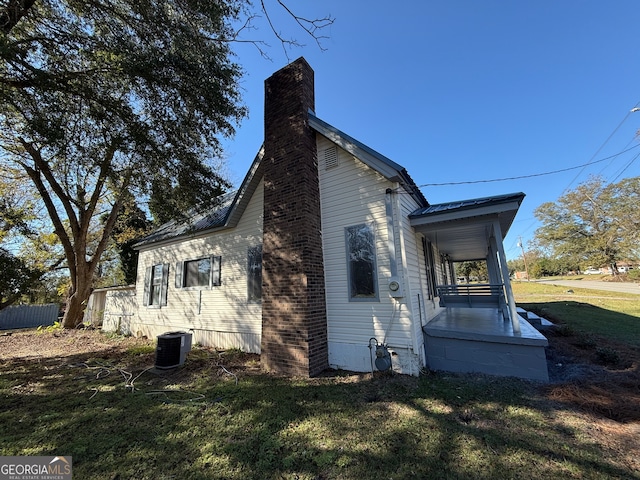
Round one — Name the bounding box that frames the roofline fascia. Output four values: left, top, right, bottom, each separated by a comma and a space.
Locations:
409, 199, 523, 227
223, 146, 264, 228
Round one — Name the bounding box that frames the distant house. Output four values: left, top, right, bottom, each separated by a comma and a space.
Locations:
101, 58, 548, 381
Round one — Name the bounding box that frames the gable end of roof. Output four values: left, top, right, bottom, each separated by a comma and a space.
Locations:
308, 111, 428, 208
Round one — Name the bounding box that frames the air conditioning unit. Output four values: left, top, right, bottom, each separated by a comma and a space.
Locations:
155, 331, 192, 369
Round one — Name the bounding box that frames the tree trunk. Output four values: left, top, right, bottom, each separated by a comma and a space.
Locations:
62, 271, 94, 328
610, 262, 619, 276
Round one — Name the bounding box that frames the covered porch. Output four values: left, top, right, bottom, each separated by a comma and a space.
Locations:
410, 192, 550, 381
423, 307, 548, 381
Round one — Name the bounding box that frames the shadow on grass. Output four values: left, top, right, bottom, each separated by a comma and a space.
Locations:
1, 345, 638, 480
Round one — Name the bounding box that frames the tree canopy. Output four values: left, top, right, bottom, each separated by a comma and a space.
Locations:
534, 176, 640, 273
1, 0, 333, 327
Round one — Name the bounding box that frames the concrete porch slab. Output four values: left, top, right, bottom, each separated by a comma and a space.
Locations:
423, 308, 549, 382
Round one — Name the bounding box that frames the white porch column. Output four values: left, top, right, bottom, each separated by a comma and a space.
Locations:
491, 220, 521, 334
485, 244, 500, 285
448, 257, 455, 283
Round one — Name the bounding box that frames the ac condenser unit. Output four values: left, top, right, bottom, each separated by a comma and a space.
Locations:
155, 331, 192, 369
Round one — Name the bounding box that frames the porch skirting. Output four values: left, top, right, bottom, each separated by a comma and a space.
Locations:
423, 308, 549, 382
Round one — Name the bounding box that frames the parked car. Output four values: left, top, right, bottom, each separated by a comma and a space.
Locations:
583, 268, 601, 275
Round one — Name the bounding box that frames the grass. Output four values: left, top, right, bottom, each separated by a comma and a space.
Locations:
1, 281, 639, 479
2, 346, 634, 480
512, 281, 640, 346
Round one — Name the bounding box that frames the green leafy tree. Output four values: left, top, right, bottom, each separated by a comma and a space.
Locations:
534, 176, 640, 274
0, 247, 42, 309
108, 199, 152, 285
454, 261, 488, 282
1, 1, 246, 327
1, 0, 332, 327
0, 168, 35, 243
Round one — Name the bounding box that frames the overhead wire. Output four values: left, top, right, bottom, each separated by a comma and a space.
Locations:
414, 144, 640, 187
610, 150, 640, 183
560, 103, 640, 194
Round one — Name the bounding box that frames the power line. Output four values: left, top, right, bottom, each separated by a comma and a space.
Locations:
610, 150, 640, 183
416, 144, 640, 187
561, 102, 640, 194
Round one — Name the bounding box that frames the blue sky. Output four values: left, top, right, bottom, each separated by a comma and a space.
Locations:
222, 1, 640, 260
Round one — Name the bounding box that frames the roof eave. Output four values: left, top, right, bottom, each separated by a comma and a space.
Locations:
133, 148, 265, 250
308, 111, 428, 208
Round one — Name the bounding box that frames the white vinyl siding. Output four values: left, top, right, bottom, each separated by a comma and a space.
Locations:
317, 136, 417, 359
396, 191, 444, 361
133, 180, 264, 352
129, 131, 432, 376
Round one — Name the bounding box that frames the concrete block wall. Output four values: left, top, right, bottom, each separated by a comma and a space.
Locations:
424, 335, 549, 381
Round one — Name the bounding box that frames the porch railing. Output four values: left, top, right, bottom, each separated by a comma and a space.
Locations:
436, 284, 509, 318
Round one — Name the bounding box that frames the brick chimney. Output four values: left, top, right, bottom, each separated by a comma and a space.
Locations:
261, 57, 329, 376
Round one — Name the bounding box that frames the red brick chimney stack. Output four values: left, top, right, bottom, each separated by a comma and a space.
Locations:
261, 58, 329, 376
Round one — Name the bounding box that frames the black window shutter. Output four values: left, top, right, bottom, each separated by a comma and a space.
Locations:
143, 266, 151, 306
175, 261, 183, 288
160, 263, 169, 306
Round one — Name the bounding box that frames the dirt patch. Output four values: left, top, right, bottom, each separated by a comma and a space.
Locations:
543, 328, 640, 422
0, 327, 148, 361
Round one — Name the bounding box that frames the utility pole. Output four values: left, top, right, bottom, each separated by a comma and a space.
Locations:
517, 236, 530, 281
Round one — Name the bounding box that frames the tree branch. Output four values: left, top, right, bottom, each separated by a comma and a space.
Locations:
259, 0, 334, 62
88, 169, 133, 275
0, 0, 36, 34
18, 142, 78, 286
274, 0, 333, 51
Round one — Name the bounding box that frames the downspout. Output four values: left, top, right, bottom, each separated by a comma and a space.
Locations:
391, 187, 422, 362
385, 188, 398, 277
491, 220, 521, 334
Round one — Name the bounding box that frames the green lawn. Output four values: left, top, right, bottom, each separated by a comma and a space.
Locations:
512, 281, 640, 346
1, 341, 634, 480
1, 282, 639, 479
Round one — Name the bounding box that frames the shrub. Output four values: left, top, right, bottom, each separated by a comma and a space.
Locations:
595, 346, 620, 365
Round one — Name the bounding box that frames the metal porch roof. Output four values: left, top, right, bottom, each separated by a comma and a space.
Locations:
409, 193, 525, 261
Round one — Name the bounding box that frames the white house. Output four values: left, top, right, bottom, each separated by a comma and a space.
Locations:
101, 58, 549, 380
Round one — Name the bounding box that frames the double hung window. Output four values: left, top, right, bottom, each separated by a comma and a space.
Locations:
175, 256, 221, 289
